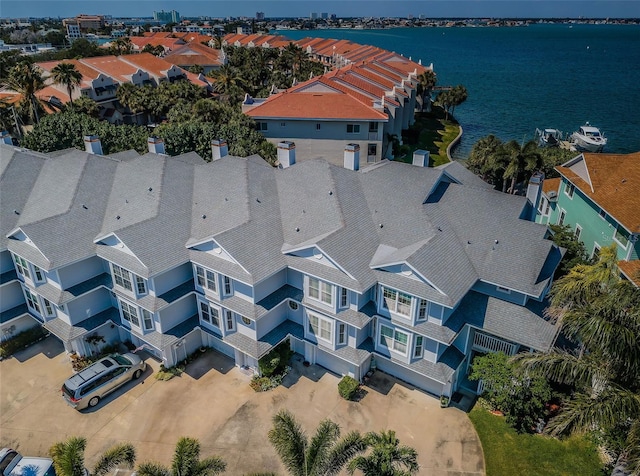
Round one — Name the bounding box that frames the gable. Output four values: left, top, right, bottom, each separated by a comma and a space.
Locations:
188, 238, 244, 269
95, 233, 140, 259
296, 82, 341, 94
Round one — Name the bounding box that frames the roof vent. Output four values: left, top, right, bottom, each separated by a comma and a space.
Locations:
295, 227, 300, 232
467, 240, 471, 244
256, 198, 261, 203
202, 214, 206, 219
379, 223, 383, 228
494, 239, 499, 244
82, 204, 88, 210
148, 187, 153, 192
116, 215, 120, 220
329, 191, 333, 195
13, 209, 19, 215
437, 226, 442, 232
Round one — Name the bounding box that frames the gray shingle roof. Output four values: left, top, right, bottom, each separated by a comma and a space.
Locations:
44, 307, 121, 342
35, 273, 112, 306
131, 314, 200, 350
115, 280, 195, 313
223, 320, 304, 359
0, 303, 30, 324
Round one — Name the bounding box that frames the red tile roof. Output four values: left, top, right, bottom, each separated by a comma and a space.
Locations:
618, 260, 640, 287
556, 152, 640, 232
80, 55, 141, 83
542, 177, 561, 196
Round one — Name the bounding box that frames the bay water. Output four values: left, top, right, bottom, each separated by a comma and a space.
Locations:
280, 24, 640, 157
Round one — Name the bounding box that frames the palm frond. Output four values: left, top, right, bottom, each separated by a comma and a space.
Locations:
49, 436, 87, 476
513, 350, 603, 389
172, 437, 201, 476
193, 457, 226, 476
306, 419, 340, 475
92, 443, 136, 476
622, 419, 640, 476
136, 462, 171, 476
268, 410, 307, 476
321, 430, 367, 476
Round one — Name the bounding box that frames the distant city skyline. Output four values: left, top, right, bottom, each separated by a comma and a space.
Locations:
1, 0, 639, 19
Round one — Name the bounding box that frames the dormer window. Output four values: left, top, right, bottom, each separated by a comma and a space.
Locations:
382, 287, 412, 317
136, 276, 147, 295
223, 276, 233, 296
33, 265, 45, 283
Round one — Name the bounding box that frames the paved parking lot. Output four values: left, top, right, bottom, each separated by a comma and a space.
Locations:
0, 337, 484, 475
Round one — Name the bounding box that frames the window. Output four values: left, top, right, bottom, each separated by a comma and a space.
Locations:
120, 300, 140, 327
316, 123, 321, 130
599, 208, 607, 220
242, 316, 251, 326
565, 182, 575, 198
346, 124, 360, 134
280, 122, 286, 127
141, 309, 154, 330
379, 324, 408, 354
13, 254, 30, 279
369, 122, 379, 132
558, 210, 566, 226
223, 276, 232, 296
337, 322, 346, 344
195, 266, 217, 292
257, 122, 268, 131
225, 310, 234, 331
308, 277, 333, 305
340, 288, 348, 308
112, 264, 132, 291
614, 226, 630, 248
33, 265, 45, 283
308, 313, 332, 342
496, 286, 512, 294
382, 287, 412, 316
24, 288, 40, 313
592, 243, 601, 260
544, 201, 550, 216
417, 299, 427, 321
288, 300, 299, 311
136, 276, 147, 295
413, 335, 424, 358
199, 301, 220, 327
43, 298, 55, 317
574, 224, 582, 240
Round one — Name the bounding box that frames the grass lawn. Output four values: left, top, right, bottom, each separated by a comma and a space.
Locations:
469, 406, 603, 476
397, 107, 460, 167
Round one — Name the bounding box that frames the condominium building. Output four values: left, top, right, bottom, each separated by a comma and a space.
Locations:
0, 137, 563, 399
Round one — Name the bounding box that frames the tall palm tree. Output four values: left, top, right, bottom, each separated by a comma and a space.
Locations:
346, 430, 419, 476
136, 437, 226, 476
514, 245, 640, 475
207, 65, 246, 105
416, 70, 437, 112
467, 134, 504, 181
268, 409, 366, 476
499, 139, 542, 194
50, 62, 83, 105
1, 61, 45, 123
49, 436, 136, 476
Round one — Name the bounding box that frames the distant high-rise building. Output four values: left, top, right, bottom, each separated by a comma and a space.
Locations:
256, 11, 265, 20
310, 12, 318, 20
321, 12, 328, 19
330, 14, 337, 20
153, 10, 180, 23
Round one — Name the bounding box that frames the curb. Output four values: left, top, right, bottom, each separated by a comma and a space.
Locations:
447, 123, 464, 161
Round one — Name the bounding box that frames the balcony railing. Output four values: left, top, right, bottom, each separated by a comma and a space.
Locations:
472, 332, 518, 356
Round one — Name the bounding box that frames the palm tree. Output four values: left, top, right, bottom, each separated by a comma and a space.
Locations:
416, 70, 437, 112
467, 134, 504, 179
111, 37, 133, 56
2, 61, 45, 123
268, 409, 367, 476
347, 430, 419, 476
514, 245, 640, 475
49, 436, 136, 476
449, 84, 468, 117
50, 62, 83, 105
136, 437, 226, 476
207, 65, 246, 105
499, 139, 542, 194
116, 82, 146, 122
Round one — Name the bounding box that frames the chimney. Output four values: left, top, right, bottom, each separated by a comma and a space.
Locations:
344, 143, 360, 171
147, 136, 165, 155
526, 172, 545, 219
1, 131, 12, 145
277, 141, 296, 168
412, 149, 430, 167
211, 139, 228, 161
84, 135, 103, 155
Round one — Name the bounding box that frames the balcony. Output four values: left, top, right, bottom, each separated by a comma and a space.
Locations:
472, 331, 518, 356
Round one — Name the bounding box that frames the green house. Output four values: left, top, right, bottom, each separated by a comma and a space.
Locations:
534, 152, 640, 286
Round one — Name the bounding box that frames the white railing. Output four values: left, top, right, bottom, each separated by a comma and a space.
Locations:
472, 332, 518, 356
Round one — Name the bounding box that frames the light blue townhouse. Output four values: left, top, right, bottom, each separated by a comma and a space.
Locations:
0, 137, 563, 399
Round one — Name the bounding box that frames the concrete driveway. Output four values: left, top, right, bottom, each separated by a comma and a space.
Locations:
0, 337, 484, 475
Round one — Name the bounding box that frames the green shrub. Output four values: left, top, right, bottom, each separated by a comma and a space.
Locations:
0, 326, 47, 358
338, 376, 360, 400
258, 339, 293, 377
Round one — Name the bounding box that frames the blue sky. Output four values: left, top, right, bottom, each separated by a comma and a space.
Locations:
1, 1, 639, 19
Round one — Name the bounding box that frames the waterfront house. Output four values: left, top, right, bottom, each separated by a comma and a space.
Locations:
533, 152, 640, 286
1, 136, 563, 398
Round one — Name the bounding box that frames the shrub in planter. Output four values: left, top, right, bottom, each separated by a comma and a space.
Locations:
258, 339, 293, 377
0, 325, 47, 359
338, 376, 360, 401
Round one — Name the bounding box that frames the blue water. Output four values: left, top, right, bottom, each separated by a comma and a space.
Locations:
279, 25, 640, 157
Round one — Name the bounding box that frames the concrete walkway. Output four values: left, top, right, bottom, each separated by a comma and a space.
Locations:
0, 337, 484, 475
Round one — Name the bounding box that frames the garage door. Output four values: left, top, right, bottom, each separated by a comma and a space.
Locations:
375, 356, 443, 397
205, 333, 235, 358
316, 348, 352, 377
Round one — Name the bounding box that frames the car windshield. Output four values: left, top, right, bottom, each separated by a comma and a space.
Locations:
112, 355, 131, 366
0, 451, 18, 474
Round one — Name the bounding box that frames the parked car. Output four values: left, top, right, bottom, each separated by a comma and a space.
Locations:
0, 448, 55, 476
61, 353, 146, 410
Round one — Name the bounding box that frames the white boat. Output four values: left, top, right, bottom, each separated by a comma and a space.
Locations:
570, 123, 607, 152
535, 128, 563, 147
